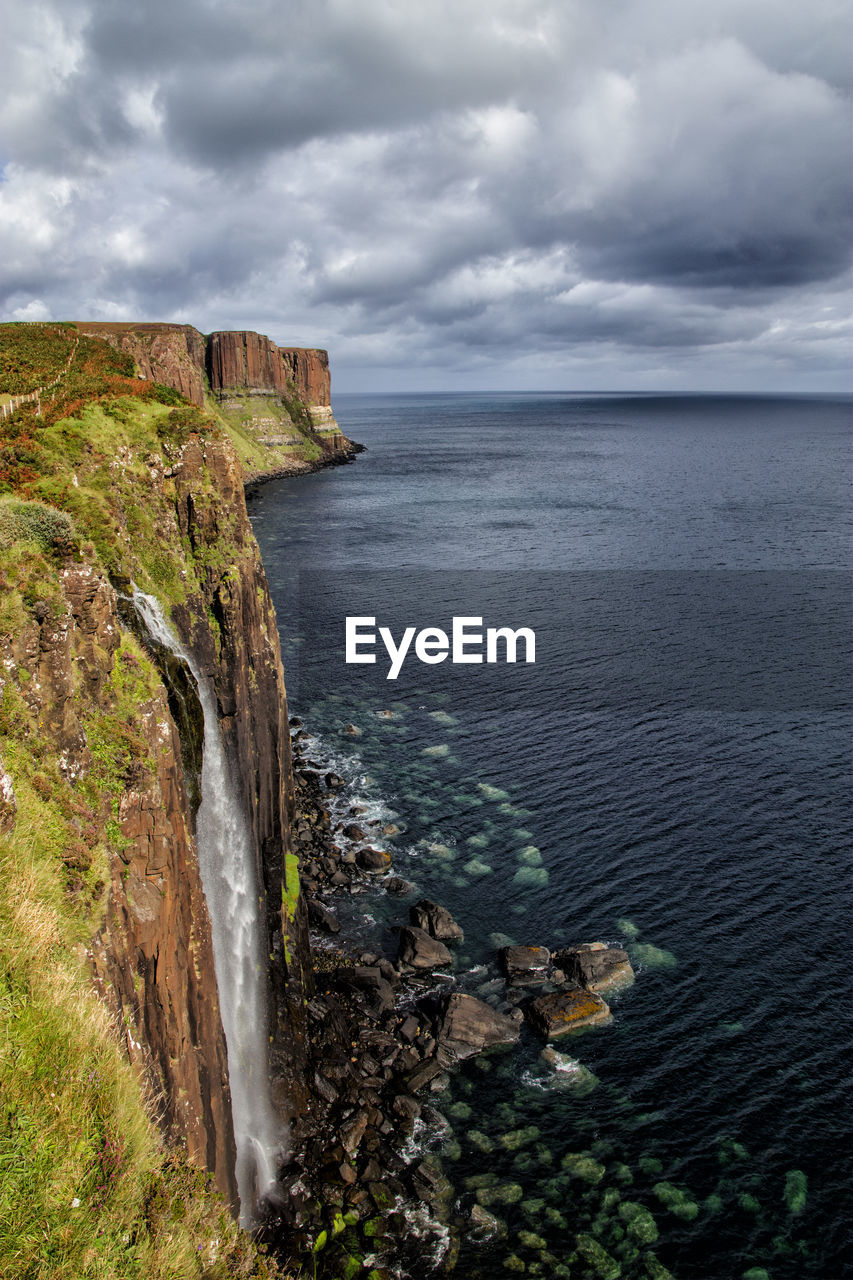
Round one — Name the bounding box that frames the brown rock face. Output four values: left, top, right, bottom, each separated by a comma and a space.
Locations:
206, 331, 290, 395
2, 562, 237, 1204
278, 347, 330, 406
77, 323, 206, 405
167, 435, 312, 1125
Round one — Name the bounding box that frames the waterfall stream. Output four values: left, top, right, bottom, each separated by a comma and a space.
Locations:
131, 590, 286, 1224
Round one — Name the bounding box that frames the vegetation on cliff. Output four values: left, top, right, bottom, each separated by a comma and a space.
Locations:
0, 323, 299, 1278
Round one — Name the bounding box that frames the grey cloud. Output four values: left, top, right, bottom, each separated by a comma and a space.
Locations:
0, 0, 850, 389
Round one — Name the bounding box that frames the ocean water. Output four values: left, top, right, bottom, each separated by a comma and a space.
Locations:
248, 393, 852, 1280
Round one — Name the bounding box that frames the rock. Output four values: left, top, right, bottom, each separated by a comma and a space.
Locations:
385, 876, 416, 895
404, 1059, 443, 1093
469, 1203, 507, 1242
340, 1109, 369, 1156
307, 899, 341, 933
399, 1015, 420, 1043
397, 926, 453, 970
0, 759, 16, 834
356, 846, 392, 872
554, 943, 634, 992
409, 898, 464, 942
524, 988, 611, 1039
342, 823, 367, 841
325, 771, 346, 789
435, 992, 521, 1066
499, 945, 551, 985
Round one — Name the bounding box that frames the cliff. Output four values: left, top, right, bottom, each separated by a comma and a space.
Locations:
73, 323, 358, 479
0, 323, 311, 1273
77, 322, 207, 406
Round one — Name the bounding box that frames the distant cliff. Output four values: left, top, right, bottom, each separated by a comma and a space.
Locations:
76, 322, 359, 480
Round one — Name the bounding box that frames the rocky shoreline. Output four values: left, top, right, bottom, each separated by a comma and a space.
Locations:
264, 719, 638, 1278
243, 437, 366, 488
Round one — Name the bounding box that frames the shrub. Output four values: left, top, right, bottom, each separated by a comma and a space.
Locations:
0, 499, 76, 554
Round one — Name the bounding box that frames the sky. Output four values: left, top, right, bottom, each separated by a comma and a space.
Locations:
0, 0, 850, 392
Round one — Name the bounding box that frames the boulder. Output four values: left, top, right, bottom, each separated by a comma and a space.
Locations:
554, 943, 634, 992
524, 988, 611, 1039
499, 944, 551, 985
342, 823, 367, 841
385, 876, 416, 895
410, 898, 464, 943
356, 846, 392, 872
469, 1204, 508, 1243
435, 992, 521, 1066
397, 926, 452, 970
325, 771, 346, 789
306, 899, 341, 933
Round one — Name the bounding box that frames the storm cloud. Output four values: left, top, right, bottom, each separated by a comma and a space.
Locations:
1, 0, 850, 389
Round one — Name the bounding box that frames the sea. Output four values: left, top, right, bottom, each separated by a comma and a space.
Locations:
247, 392, 852, 1280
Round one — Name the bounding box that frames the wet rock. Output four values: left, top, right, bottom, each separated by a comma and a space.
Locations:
325, 771, 346, 789
397, 926, 453, 970
524, 988, 611, 1039
385, 876, 416, 895
499, 945, 551, 985
307, 899, 341, 933
356, 846, 392, 872
342, 823, 368, 841
409, 898, 464, 942
554, 943, 634, 992
435, 992, 521, 1066
469, 1203, 507, 1242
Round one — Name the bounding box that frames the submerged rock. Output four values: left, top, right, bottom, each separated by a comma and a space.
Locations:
540, 1046, 599, 1094
435, 992, 521, 1066
575, 1233, 622, 1279
653, 1181, 699, 1220
562, 1152, 606, 1184
784, 1168, 807, 1214
525, 988, 611, 1039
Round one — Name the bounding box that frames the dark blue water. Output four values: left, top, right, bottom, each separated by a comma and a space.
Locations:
248, 394, 852, 1280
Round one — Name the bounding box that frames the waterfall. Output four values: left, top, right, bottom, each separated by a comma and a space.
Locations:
131, 589, 286, 1225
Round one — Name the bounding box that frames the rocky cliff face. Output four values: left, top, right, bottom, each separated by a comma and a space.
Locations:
0, 391, 312, 1212
167, 435, 313, 1118
78, 322, 207, 406
1, 560, 238, 1201
206, 330, 290, 396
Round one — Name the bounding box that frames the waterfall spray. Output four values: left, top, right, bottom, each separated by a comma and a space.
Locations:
132, 590, 286, 1225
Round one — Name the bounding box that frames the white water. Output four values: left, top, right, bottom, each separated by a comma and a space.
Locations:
132, 590, 286, 1225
